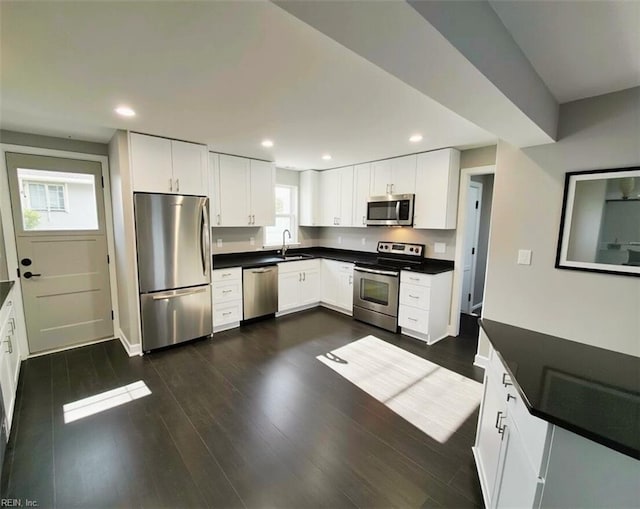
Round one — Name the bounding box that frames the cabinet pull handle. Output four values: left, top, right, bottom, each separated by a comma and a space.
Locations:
408, 317, 418, 322
248, 215, 252, 225
507, 393, 516, 402
221, 273, 232, 277
299, 273, 302, 282
5, 337, 11, 354
217, 214, 221, 225
502, 373, 513, 387
349, 275, 353, 285
252, 215, 255, 224
222, 311, 232, 316
222, 289, 232, 294
362, 215, 366, 225
169, 178, 173, 192
409, 294, 419, 299
303, 272, 306, 282
176, 179, 180, 192
495, 411, 504, 430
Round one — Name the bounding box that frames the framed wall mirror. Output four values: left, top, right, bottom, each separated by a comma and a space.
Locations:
556, 166, 640, 277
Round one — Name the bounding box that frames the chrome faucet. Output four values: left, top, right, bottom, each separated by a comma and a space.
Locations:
281, 229, 292, 257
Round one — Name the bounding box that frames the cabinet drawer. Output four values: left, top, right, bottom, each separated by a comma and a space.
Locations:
399, 283, 430, 309
213, 301, 242, 326
398, 305, 429, 334
400, 271, 432, 287
213, 281, 242, 303
212, 267, 241, 282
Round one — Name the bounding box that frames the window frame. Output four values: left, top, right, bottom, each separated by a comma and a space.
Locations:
263, 184, 299, 248
24, 180, 69, 213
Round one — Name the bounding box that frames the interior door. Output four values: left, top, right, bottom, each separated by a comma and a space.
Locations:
6, 153, 113, 354
462, 182, 482, 314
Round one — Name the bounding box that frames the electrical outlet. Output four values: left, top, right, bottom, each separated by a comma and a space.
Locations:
361, 237, 366, 246
434, 242, 446, 254
517, 249, 532, 265
216, 238, 222, 248
249, 237, 255, 246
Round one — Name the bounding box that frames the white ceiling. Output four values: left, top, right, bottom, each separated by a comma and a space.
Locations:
489, 0, 640, 104
0, 1, 496, 170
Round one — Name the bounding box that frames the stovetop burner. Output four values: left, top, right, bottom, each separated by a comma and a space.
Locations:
355, 241, 426, 274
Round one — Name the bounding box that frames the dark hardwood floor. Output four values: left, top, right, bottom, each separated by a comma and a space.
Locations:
1, 308, 484, 508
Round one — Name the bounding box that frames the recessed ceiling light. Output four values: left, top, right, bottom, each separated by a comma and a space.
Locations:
409, 134, 423, 143
322, 154, 332, 160
115, 106, 136, 117
261, 139, 274, 148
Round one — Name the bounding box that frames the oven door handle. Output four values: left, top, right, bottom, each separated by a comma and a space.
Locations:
354, 267, 399, 277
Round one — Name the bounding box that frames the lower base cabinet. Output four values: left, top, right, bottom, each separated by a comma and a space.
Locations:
0, 288, 21, 433
321, 260, 354, 314
474, 344, 640, 508
212, 267, 243, 332
277, 260, 321, 314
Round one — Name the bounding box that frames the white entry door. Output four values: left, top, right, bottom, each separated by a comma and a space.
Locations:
461, 181, 482, 314
6, 153, 113, 354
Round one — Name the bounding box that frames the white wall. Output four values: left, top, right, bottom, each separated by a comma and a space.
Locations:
108, 131, 140, 349
482, 87, 640, 357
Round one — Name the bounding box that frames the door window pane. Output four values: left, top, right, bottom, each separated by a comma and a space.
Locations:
18, 168, 99, 231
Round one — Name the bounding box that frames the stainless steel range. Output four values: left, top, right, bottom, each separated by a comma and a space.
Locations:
353, 241, 425, 332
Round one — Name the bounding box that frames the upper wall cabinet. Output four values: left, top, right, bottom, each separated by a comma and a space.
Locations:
130, 133, 207, 196
371, 155, 417, 196
209, 153, 275, 227
319, 166, 353, 227
414, 148, 460, 229
300, 170, 320, 226
352, 163, 371, 228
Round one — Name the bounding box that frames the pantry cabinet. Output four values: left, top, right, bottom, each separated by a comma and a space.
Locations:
130, 133, 207, 195
370, 155, 416, 196
414, 149, 460, 229
210, 153, 275, 227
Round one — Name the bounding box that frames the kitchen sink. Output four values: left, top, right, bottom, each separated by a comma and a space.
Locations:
279, 254, 315, 261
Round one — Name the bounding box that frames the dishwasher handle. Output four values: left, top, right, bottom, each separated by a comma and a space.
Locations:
250, 267, 275, 273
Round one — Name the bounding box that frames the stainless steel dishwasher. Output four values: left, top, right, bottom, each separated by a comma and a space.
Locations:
243, 266, 278, 320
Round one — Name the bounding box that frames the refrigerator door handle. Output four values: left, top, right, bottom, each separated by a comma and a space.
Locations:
199, 202, 207, 276
152, 287, 207, 300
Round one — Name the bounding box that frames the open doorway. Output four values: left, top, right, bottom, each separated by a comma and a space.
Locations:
451, 165, 495, 339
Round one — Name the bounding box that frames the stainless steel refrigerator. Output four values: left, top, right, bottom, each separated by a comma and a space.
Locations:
134, 193, 212, 351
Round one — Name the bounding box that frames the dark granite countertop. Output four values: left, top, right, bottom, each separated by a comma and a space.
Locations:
0, 280, 15, 309
480, 318, 640, 460
212, 247, 454, 274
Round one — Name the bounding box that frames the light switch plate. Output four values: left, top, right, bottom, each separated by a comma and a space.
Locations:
517, 249, 532, 265
434, 242, 446, 254
216, 238, 222, 248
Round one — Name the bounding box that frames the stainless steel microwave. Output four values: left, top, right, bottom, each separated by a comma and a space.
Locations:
366, 194, 414, 226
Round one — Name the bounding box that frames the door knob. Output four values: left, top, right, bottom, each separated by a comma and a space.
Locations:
23, 271, 42, 279
21, 258, 32, 266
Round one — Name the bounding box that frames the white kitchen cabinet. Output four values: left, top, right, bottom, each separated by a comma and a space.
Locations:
473, 345, 551, 509
250, 160, 276, 226
414, 148, 460, 229
319, 166, 353, 227
0, 290, 21, 432
277, 260, 321, 314
321, 259, 354, 314
211, 153, 275, 227
398, 270, 452, 345
352, 163, 371, 228
212, 267, 243, 332
370, 155, 416, 196
299, 170, 320, 226
130, 132, 207, 195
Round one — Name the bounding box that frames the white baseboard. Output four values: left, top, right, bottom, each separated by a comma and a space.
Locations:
319, 302, 352, 316
213, 322, 240, 333
400, 328, 448, 346
28, 335, 117, 358
118, 329, 142, 357
276, 302, 319, 317
474, 354, 488, 369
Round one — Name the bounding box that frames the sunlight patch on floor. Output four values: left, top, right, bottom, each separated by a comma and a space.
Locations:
317, 335, 482, 443
63, 380, 151, 423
